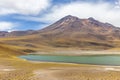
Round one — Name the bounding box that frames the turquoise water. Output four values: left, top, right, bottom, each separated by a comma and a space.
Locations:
19, 55, 120, 66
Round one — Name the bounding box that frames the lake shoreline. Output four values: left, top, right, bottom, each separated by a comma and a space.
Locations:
29, 60, 120, 67
28, 51, 120, 56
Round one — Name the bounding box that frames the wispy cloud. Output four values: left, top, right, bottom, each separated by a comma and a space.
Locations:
0, 22, 18, 31
115, 0, 120, 8
14, 0, 120, 27
40, 1, 120, 27
0, 0, 51, 15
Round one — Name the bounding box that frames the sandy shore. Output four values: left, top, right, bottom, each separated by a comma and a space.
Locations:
30, 66, 120, 80
26, 59, 120, 80
1, 58, 120, 80
30, 51, 120, 56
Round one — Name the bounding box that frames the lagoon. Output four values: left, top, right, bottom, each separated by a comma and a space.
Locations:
20, 55, 120, 66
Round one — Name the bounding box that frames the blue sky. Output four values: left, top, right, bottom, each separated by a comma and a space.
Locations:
0, 0, 120, 31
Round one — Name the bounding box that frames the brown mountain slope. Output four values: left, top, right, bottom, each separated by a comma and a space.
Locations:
40, 15, 120, 41
1, 15, 120, 51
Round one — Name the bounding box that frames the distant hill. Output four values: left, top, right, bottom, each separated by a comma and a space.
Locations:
0, 30, 38, 37
1, 15, 120, 51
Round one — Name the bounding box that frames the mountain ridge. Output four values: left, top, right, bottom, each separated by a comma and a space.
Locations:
0, 15, 120, 51
0, 15, 119, 38
39, 15, 120, 41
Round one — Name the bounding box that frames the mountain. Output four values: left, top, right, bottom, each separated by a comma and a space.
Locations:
40, 15, 120, 41
35, 15, 120, 50
1, 15, 120, 51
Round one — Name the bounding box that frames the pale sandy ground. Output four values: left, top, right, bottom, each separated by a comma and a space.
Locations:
32, 51, 120, 56
29, 62, 120, 80
30, 67, 120, 80
0, 65, 15, 72
1, 62, 120, 80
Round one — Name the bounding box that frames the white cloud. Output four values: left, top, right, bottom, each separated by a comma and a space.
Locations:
0, 0, 51, 15
0, 22, 18, 31
35, 1, 120, 27
115, 0, 120, 8
13, 1, 120, 27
